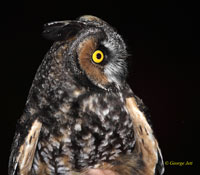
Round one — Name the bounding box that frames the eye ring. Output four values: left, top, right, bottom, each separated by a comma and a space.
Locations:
92, 50, 104, 63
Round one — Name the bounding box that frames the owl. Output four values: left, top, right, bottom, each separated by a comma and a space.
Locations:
8, 15, 164, 175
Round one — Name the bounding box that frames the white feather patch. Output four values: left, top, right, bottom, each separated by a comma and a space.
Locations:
18, 119, 42, 175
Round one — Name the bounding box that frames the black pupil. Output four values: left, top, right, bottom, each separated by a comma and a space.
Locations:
96, 53, 102, 59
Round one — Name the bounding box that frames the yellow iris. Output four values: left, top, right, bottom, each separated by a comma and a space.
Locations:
92, 50, 104, 63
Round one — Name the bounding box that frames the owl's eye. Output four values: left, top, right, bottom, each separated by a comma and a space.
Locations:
92, 50, 104, 64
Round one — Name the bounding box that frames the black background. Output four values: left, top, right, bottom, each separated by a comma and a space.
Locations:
1, 1, 199, 174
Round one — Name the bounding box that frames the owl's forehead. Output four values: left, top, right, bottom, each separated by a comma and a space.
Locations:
78, 15, 108, 27
78, 15, 118, 38
77, 15, 127, 53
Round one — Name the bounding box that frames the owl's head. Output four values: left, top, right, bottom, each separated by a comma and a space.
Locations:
43, 15, 128, 90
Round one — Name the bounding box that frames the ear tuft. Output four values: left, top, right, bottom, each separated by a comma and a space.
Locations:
42, 21, 84, 41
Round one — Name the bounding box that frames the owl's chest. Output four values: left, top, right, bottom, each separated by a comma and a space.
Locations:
33, 92, 135, 173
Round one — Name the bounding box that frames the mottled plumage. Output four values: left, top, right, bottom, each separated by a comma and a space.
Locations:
8, 15, 164, 175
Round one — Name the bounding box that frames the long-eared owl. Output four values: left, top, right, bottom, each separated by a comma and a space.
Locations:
8, 15, 164, 175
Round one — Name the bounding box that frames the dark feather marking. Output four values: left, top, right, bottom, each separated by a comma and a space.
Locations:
139, 125, 143, 134
29, 136, 32, 144
142, 139, 144, 145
